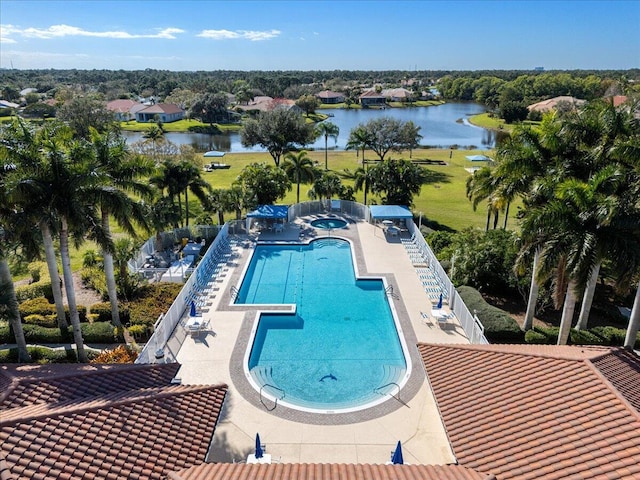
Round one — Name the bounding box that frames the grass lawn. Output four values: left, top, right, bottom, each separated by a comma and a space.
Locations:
119, 119, 241, 133
200, 148, 494, 231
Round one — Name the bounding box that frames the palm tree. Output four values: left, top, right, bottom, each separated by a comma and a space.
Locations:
0, 162, 33, 362
346, 126, 371, 165
308, 171, 343, 202
91, 129, 155, 326
283, 150, 316, 203
315, 121, 339, 170
340, 166, 372, 205
465, 167, 501, 231
1, 120, 68, 329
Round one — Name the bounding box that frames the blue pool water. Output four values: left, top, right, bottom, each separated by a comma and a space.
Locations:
237, 238, 407, 411
310, 218, 348, 229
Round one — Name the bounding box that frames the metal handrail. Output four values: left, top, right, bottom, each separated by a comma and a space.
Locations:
259, 383, 285, 411
374, 381, 400, 399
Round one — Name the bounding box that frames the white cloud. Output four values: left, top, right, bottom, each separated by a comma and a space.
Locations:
0, 24, 184, 41
197, 29, 280, 41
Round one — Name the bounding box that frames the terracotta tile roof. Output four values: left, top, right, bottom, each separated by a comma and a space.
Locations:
316, 90, 344, 99
0, 363, 227, 480
168, 463, 496, 480
106, 99, 142, 113
418, 344, 640, 480
359, 90, 386, 99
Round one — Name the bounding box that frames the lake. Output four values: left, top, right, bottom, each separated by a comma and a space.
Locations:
122, 102, 498, 153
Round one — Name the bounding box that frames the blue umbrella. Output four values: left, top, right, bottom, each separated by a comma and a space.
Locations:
436, 293, 443, 309
391, 440, 404, 464
255, 433, 264, 459
190, 301, 196, 317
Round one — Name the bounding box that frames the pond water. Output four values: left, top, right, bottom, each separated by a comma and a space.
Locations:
122, 102, 499, 153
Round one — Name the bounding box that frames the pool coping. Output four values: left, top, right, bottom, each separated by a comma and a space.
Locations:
221, 217, 428, 425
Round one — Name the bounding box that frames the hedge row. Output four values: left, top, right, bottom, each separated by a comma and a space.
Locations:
0, 346, 99, 364
126, 283, 182, 328
525, 325, 640, 348
0, 321, 123, 344
456, 286, 524, 342
18, 297, 88, 323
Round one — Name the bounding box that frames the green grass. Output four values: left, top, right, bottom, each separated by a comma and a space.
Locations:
119, 119, 241, 133
201, 148, 492, 231
469, 113, 540, 132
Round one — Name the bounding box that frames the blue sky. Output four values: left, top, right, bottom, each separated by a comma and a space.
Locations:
1, 0, 638, 71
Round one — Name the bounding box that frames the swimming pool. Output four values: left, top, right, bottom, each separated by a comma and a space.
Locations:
310, 218, 348, 229
236, 238, 409, 413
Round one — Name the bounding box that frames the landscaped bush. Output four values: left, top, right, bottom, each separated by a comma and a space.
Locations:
590, 326, 627, 345
457, 285, 524, 342
21, 324, 69, 343
64, 305, 88, 323
80, 267, 107, 298
91, 344, 138, 363
19, 297, 56, 319
527, 326, 560, 344
90, 302, 129, 324
126, 283, 182, 328
24, 314, 57, 328
0, 346, 99, 364
524, 329, 549, 344
0, 322, 11, 343
127, 324, 149, 339
15, 262, 53, 303
569, 329, 604, 345
81, 321, 123, 344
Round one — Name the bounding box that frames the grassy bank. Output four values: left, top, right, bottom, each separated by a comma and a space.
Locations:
119, 119, 241, 133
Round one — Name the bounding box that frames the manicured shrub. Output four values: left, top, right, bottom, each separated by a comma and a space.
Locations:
81, 321, 123, 344
590, 326, 627, 345
89, 302, 113, 323
457, 286, 524, 342
21, 324, 69, 343
15, 262, 53, 303
24, 314, 57, 328
127, 324, 149, 340
570, 329, 604, 345
0, 322, 11, 343
0, 346, 100, 364
19, 297, 56, 319
126, 283, 182, 328
524, 329, 549, 344
65, 305, 87, 323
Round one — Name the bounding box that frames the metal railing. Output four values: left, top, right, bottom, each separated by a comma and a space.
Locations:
406, 221, 488, 344
136, 223, 231, 364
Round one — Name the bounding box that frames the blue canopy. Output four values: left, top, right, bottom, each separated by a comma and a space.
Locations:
391, 441, 404, 464
465, 154, 491, 161
370, 205, 412, 219
247, 205, 289, 219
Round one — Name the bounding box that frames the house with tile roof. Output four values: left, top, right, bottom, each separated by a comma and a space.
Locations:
527, 96, 586, 113
316, 90, 345, 104
418, 344, 640, 480
359, 90, 387, 107
382, 88, 414, 102
106, 99, 145, 121
135, 103, 185, 123
0, 363, 227, 480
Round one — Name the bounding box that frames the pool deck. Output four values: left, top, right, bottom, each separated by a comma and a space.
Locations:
173, 216, 470, 465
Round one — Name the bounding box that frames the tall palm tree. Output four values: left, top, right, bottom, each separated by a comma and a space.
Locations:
283, 150, 316, 203
465, 167, 500, 232
0, 120, 69, 330
0, 162, 33, 362
91, 129, 155, 326
315, 121, 339, 170
346, 126, 371, 165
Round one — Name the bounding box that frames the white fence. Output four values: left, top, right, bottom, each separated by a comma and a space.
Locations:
288, 200, 368, 221
406, 221, 488, 344
136, 223, 231, 364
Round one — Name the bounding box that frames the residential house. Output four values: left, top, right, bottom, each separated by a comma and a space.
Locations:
382, 88, 414, 102
316, 90, 345, 104
359, 90, 387, 107
527, 95, 586, 113
238, 96, 303, 114
136, 103, 185, 123
106, 99, 145, 121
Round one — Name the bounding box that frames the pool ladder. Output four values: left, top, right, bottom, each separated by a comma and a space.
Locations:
373, 381, 400, 401
259, 383, 285, 411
